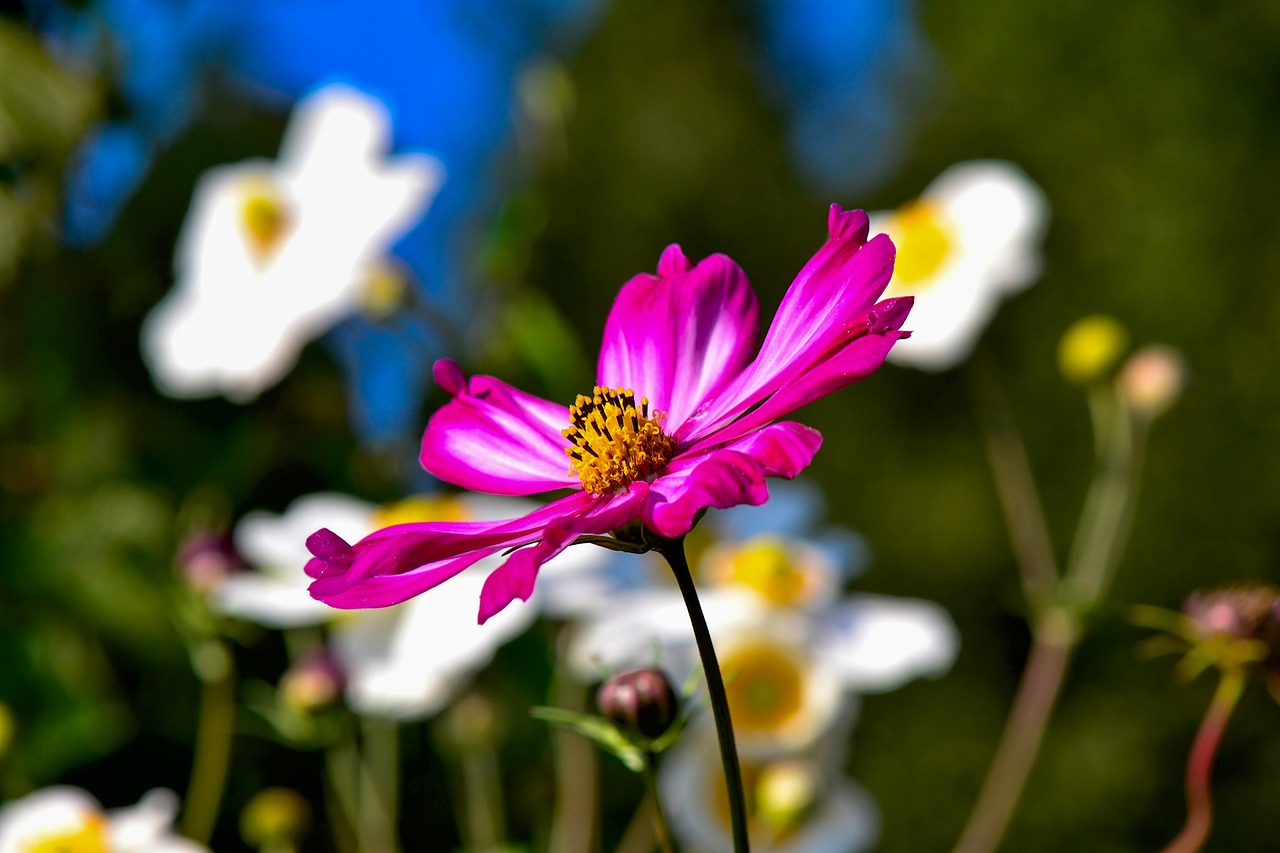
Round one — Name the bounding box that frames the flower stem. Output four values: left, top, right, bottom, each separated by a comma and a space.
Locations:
658, 538, 749, 853
950, 618, 1075, 853
1160, 668, 1247, 853
181, 639, 236, 845
547, 659, 599, 853
642, 750, 677, 853
357, 718, 401, 853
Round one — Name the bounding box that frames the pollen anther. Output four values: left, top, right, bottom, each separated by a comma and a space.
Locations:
563, 386, 676, 493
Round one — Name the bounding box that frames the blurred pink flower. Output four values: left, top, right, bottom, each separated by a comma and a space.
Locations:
306, 206, 910, 623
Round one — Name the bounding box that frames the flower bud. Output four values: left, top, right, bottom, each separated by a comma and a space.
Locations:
1183, 585, 1280, 643
596, 667, 679, 740
240, 787, 311, 852
279, 648, 345, 714
1118, 345, 1186, 418
178, 530, 246, 594
1057, 315, 1129, 385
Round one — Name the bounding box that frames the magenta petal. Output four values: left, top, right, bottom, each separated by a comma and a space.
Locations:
680, 212, 896, 443
306, 494, 595, 608
420, 362, 577, 495
642, 422, 822, 538
478, 483, 650, 623
597, 249, 759, 432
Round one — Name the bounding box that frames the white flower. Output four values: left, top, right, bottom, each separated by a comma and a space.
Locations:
141, 84, 443, 401
661, 729, 879, 853
0, 788, 204, 853
871, 160, 1049, 370
214, 491, 543, 720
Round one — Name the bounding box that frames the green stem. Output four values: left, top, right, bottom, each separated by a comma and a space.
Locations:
657, 538, 749, 853
1160, 668, 1247, 853
547, 658, 599, 853
357, 718, 401, 853
181, 640, 237, 844
642, 750, 678, 853
967, 352, 1060, 609
325, 731, 361, 853
458, 737, 506, 851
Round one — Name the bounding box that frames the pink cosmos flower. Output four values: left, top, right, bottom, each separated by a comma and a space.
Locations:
306, 206, 910, 623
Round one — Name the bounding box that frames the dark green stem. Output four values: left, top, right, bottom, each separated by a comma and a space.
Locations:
657, 538, 749, 852
642, 750, 677, 853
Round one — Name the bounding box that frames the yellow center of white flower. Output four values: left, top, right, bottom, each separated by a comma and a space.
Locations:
719, 538, 809, 606
563, 387, 676, 494
26, 814, 109, 853
371, 495, 472, 527
885, 200, 955, 288
240, 185, 291, 262
356, 261, 408, 320
722, 641, 805, 733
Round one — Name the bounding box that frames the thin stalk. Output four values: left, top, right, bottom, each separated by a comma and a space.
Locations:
641, 750, 677, 853
967, 352, 1060, 608
1160, 668, 1247, 853
950, 621, 1075, 853
357, 718, 401, 853
657, 538, 749, 853
614, 799, 658, 853
181, 640, 236, 844
458, 738, 506, 850
547, 660, 599, 853
325, 732, 361, 853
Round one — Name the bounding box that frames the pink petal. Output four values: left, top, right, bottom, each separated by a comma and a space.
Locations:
679, 207, 896, 443
641, 422, 823, 539
687, 297, 913, 452
597, 247, 759, 432
421, 360, 578, 495
307, 494, 593, 607
477, 482, 650, 623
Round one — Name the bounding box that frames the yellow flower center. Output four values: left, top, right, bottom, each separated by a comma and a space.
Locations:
356, 261, 408, 320
722, 641, 804, 733
721, 538, 808, 606
26, 815, 109, 853
563, 386, 677, 494
371, 495, 472, 527
240, 185, 291, 262
885, 200, 955, 289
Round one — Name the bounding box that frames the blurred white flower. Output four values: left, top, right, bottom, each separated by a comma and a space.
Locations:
661, 729, 879, 853
871, 160, 1049, 370
0, 788, 203, 853
141, 83, 443, 401
213, 492, 543, 720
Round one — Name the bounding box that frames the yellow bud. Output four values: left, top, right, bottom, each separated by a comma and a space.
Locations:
240, 788, 311, 851
1119, 345, 1186, 418
1057, 315, 1129, 384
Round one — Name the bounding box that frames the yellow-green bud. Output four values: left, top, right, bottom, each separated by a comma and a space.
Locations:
240, 787, 311, 851
1057, 315, 1129, 384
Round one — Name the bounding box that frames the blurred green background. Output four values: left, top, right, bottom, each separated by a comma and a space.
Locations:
3, 0, 1280, 850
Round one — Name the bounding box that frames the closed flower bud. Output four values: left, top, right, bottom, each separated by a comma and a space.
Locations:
1184, 585, 1280, 644
279, 648, 345, 714
1119, 345, 1186, 418
597, 667, 678, 740
1058, 315, 1129, 385
178, 530, 246, 594
240, 787, 311, 852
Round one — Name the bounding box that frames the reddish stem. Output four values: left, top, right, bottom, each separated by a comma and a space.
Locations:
1160, 669, 1246, 853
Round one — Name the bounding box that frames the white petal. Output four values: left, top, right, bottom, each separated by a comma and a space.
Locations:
0, 788, 102, 853
815, 594, 959, 692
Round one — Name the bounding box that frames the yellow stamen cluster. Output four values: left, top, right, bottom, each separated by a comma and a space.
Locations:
563, 386, 676, 494
722, 642, 804, 733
